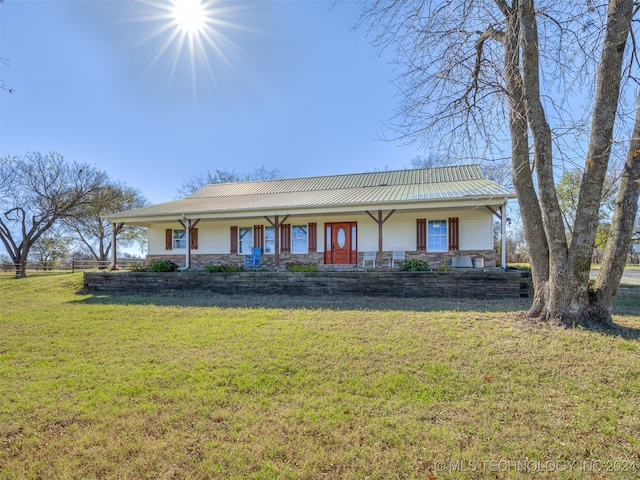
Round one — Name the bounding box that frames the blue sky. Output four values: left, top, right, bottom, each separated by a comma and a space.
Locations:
0, 0, 422, 204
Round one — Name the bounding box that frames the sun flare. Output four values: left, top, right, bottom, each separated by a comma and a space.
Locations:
133, 0, 251, 96
171, 0, 206, 34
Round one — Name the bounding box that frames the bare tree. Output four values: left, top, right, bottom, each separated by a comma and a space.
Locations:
361, 0, 640, 326
63, 181, 149, 262
0, 152, 109, 276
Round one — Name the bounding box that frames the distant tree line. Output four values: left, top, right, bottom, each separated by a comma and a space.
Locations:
177, 165, 281, 197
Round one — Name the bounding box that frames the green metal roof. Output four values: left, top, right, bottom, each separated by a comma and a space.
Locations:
186, 164, 489, 198
106, 165, 515, 223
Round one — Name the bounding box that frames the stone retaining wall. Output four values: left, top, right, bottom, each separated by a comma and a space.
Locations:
84, 270, 531, 299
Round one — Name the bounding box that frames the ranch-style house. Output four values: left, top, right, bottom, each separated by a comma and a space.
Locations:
106, 165, 516, 270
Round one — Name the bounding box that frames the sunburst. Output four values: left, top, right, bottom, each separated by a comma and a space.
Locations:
172, 0, 206, 34
133, 0, 249, 95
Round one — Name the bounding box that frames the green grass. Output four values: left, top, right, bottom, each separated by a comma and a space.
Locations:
1, 274, 639, 479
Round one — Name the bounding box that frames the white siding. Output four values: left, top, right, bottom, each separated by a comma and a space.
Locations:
148, 223, 177, 255
458, 209, 494, 250
380, 212, 419, 250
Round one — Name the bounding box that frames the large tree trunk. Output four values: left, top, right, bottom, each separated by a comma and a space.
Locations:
501, 1, 550, 316
519, 0, 578, 324
514, 0, 633, 327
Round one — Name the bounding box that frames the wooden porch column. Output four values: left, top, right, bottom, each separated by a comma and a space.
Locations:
178, 218, 200, 270
365, 209, 396, 264
111, 223, 118, 270
265, 215, 289, 268
486, 204, 508, 268
185, 219, 191, 269
501, 200, 507, 268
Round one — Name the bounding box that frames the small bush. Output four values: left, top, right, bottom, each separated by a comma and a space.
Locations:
286, 262, 318, 272
148, 260, 180, 272
204, 264, 245, 273
435, 264, 453, 272
399, 259, 430, 271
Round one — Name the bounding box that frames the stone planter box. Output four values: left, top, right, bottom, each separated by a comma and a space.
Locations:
84, 270, 532, 299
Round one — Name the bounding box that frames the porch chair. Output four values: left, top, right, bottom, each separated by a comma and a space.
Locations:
243, 247, 262, 269
387, 250, 405, 268
362, 251, 376, 268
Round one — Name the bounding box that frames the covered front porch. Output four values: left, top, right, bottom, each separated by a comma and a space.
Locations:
106, 166, 515, 272
144, 249, 497, 271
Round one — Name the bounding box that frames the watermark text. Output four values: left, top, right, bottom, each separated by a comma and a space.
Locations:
433, 459, 638, 474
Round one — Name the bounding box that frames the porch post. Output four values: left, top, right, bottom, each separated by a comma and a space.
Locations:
365, 210, 396, 265
185, 218, 191, 270
501, 200, 507, 268
265, 215, 289, 268
273, 216, 280, 268
111, 223, 118, 270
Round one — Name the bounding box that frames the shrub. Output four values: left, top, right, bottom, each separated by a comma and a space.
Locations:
435, 264, 453, 272
399, 259, 430, 271
204, 264, 245, 273
285, 262, 318, 272
148, 260, 180, 272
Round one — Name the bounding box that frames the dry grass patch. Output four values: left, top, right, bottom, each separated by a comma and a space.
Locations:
0, 274, 638, 479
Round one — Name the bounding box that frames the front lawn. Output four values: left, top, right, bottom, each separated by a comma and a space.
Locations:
1, 274, 639, 479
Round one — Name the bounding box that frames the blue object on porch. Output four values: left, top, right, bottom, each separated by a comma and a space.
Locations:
244, 247, 262, 268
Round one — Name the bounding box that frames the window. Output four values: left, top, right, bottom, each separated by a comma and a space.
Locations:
239, 227, 253, 254
173, 229, 186, 249
428, 220, 447, 251
292, 225, 308, 253
265, 226, 275, 254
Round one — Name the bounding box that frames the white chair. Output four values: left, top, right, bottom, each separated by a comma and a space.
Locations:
388, 250, 405, 267
362, 251, 376, 268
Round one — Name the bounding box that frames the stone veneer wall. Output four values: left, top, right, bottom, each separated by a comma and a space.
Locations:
84, 270, 531, 299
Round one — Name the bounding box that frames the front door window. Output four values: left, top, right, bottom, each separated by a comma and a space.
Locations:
336, 227, 346, 248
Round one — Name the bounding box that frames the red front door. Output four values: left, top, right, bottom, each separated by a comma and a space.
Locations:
325, 223, 357, 264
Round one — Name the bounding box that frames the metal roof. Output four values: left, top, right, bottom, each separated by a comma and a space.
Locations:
186, 164, 488, 198
107, 165, 515, 223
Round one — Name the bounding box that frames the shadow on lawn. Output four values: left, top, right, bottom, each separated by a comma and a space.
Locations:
76, 289, 534, 313
75, 283, 640, 337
